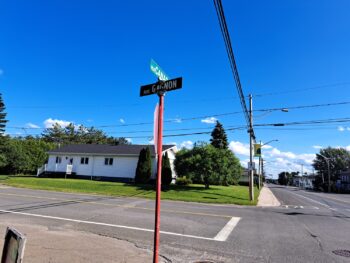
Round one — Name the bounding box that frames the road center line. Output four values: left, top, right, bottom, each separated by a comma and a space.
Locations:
0, 209, 219, 241
310, 193, 350, 205
214, 217, 240, 241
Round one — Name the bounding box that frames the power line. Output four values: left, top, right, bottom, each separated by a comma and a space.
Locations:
7, 99, 350, 131
5, 117, 350, 138
213, 0, 254, 138
252, 82, 350, 98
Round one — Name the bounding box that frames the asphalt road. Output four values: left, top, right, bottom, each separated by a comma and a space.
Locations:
0, 184, 349, 262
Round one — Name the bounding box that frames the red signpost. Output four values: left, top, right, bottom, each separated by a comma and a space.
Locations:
153, 92, 164, 263
140, 71, 182, 263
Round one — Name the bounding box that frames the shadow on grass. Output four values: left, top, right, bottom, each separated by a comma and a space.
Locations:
128, 183, 250, 201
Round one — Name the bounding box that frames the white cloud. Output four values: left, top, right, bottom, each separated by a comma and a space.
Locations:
201, 117, 217, 124
346, 145, 350, 151
229, 141, 250, 156
240, 159, 250, 168
338, 126, 345, 132
165, 141, 177, 146
125, 138, 132, 143
228, 140, 317, 178
312, 145, 323, 149
180, 140, 194, 149
26, 123, 40, 129
120, 118, 125, 124
262, 144, 273, 149
266, 148, 296, 159
44, 118, 72, 128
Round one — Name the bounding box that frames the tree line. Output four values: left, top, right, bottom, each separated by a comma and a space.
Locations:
0, 93, 129, 175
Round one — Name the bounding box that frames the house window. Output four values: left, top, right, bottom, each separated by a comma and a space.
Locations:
55, 156, 62, 164
104, 158, 113, 166
80, 157, 89, 165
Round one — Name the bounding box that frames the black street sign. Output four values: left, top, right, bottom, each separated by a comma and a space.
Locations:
140, 77, 182, 97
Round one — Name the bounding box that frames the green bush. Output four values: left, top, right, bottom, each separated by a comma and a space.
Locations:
174, 143, 242, 188
161, 152, 172, 186
175, 176, 192, 186
135, 147, 152, 184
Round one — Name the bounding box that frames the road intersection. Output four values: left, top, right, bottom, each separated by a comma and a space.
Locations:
0, 185, 349, 262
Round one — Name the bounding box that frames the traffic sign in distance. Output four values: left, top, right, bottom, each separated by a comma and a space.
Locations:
140, 77, 182, 97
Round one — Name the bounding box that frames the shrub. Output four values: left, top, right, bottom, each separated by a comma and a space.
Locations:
161, 152, 173, 186
135, 147, 152, 184
175, 176, 192, 186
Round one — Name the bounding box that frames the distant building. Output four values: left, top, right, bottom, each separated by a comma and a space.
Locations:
336, 170, 350, 192
239, 169, 250, 185
239, 168, 258, 185
292, 175, 315, 190
37, 144, 177, 182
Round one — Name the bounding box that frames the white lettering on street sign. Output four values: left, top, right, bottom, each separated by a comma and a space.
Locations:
150, 59, 168, 81
140, 77, 182, 97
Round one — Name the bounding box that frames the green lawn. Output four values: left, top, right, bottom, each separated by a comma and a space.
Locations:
0, 175, 260, 205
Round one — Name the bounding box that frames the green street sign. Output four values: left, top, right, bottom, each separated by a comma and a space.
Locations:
150, 59, 169, 81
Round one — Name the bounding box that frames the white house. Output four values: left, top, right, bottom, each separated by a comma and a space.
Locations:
38, 144, 177, 182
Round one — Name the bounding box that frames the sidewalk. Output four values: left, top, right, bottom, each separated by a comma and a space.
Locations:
0, 221, 157, 263
257, 184, 281, 207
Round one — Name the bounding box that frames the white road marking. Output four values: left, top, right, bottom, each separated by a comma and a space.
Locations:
214, 217, 241, 241
300, 206, 304, 209
0, 209, 237, 242
307, 193, 350, 205
287, 191, 331, 208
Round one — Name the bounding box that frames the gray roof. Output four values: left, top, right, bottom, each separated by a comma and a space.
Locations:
48, 144, 176, 156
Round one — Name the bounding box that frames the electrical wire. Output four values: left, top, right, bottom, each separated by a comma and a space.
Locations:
213, 0, 254, 139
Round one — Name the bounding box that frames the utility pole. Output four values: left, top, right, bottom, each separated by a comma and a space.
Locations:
261, 158, 264, 184
317, 154, 331, 193
258, 140, 261, 189
249, 94, 254, 201
326, 159, 331, 193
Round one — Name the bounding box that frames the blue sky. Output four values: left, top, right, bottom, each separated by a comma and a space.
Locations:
1, 0, 350, 177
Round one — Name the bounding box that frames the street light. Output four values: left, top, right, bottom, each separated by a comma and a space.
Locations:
316, 153, 331, 193
262, 139, 279, 146
258, 139, 278, 189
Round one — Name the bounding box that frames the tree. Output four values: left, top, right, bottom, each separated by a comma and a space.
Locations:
42, 123, 129, 145
210, 121, 228, 149
0, 93, 7, 137
312, 147, 350, 191
278, 172, 289, 185
135, 147, 152, 184
161, 152, 172, 187
174, 143, 242, 188
0, 137, 55, 175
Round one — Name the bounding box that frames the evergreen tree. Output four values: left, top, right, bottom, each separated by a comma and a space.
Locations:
210, 121, 228, 149
161, 152, 173, 186
135, 147, 152, 184
0, 93, 8, 137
